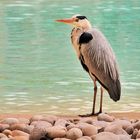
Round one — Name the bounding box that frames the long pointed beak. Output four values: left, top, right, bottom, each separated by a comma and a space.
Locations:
56, 18, 74, 24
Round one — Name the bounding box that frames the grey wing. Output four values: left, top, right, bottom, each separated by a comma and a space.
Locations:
79, 28, 121, 101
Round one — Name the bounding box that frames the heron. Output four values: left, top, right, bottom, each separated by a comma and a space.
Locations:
56, 15, 121, 117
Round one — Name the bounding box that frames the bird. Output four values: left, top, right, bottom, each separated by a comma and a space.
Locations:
56, 15, 121, 117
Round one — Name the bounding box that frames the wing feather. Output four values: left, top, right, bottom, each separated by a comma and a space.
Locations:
79, 28, 121, 101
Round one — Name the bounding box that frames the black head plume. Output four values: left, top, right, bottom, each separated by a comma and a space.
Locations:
76, 16, 87, 20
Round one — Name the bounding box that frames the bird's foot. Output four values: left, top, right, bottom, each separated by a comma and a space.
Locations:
79, 111, 102, 117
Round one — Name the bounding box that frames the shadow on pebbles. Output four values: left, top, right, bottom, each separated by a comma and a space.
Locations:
0, 113, 139, 140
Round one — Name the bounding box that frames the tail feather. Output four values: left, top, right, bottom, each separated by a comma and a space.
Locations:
108, 79, 121, 102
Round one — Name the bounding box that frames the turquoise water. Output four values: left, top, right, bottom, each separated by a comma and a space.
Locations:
0, 0, 140, 115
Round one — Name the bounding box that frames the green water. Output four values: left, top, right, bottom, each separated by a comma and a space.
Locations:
0, 0, 140, 115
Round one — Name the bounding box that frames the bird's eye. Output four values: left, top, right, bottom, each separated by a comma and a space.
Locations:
75, 18, 79, 22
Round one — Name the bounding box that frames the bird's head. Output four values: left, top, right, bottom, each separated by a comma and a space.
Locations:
56, 15, 92, 30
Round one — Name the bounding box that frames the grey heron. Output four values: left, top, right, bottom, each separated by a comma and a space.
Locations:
56, 15, 121, 117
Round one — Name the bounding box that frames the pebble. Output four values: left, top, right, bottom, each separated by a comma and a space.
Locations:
133, 121, 140, 130
77, 136, 92, 140
104, 124, 127, 135
54, 119, 69, 127
0, 124, 10, 132
136, 130, 140, 139
97, 113, 115, 122
112, 119, 131, 130
118, 134, 131, 140
1, 118, 19, 125
45, 126, 66, 138
93, 132, 119, 140
77, 123, 97, 136
66, 128, 82, 140
0, 114, 138, 140
125, 125, 134, 135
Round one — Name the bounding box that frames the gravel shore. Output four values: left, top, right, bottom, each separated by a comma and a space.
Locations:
0, 113, 140, 140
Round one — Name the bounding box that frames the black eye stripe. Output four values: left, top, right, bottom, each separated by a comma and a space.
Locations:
76, 16, 87, 20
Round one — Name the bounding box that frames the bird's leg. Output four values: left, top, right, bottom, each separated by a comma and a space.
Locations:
95, 86, 103, 115
91, 80, 97, 115
79, 80, 97, 117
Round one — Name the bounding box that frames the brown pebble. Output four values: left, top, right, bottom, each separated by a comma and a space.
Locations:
66, 128, 83, 140
30, 115, 44, 123
97, 113, 115, 122
93, 132, 119, 140
0, 118, 19, 125
136, 130, 140, 139
29, 121, 51, 140
0, 124, 10, 132
112, 119, 131, 130
0, 133, 8, 138
125, 125, 134, 135
92, 120, 110, 129
3, 129, 12, 137
54, 119, 69, 127
11, 130, 29, 137
131, 129, 138, 139
79, 118, 93, 124
104, 124, 127, 135
18, 118, 30, 124
118, 134, 131, 140
77, 136, 92, 140
41, 115, 58, 125
77, 123, 97, 136
133, 121, 140, 130
66, 123, 78, 130
31, 121, 52, 128
45, 126, 66, 138
54, 138, 71, 140
9, 136, 29, 140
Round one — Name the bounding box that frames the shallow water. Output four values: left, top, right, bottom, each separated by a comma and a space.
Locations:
0, 0, 140, 115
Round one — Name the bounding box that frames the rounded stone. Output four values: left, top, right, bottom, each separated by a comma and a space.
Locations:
93, 132, 119, 140
66, 128, 83, 140
11, 130, 29, 137
0, 133, 7, 138
45, 126, 66, 138
0, 124, 10, 132
133, 121, 140, 130
54, 138, 71, 140
97, 113, 115, 122
18, 118, 30, 124
77, 136, 92, 140
125, 125, 134, 135
10, 123, 31, 134
136, 130, 140, 139
0, 118, 19, 125
41, 115, 58, 125
77, 123, 97, 136
9, 136, 29, 140
30, 115, 44, 123
104, 124, 127, 135
3, 129, 12, 137
29, 122, 51, 140
32, 121, 52, 128
131, 129, 138, 139
112, 119, 131, 130
54, 119, 69, 127
66, 123, 78, 130
118, 134, 131, 140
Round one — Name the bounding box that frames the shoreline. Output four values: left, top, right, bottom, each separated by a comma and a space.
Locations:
0, 112, 140, 120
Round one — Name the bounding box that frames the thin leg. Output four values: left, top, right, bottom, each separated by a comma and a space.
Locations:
79, 79, 97, 117
99, 86, 103, 113
91, 80, 97, 115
